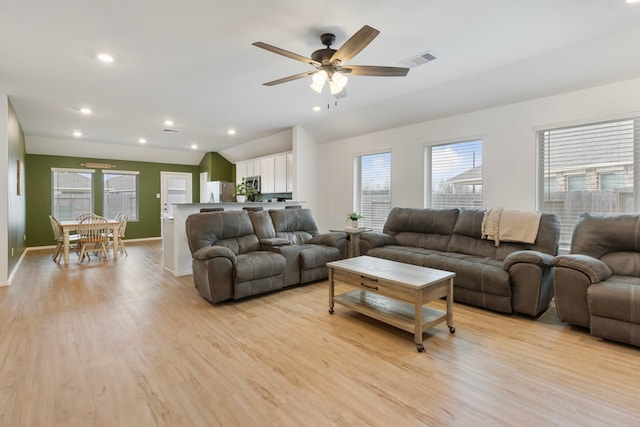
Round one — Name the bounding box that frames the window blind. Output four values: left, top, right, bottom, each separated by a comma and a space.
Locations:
355, 151, 391, 230
103, 171, 139, 220
537, 117, 639, 250
51, 169, 94, 220
426, 139, 483, 209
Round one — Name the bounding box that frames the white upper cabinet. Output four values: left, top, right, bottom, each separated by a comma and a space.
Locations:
235, 151, 292, 194
260, 157, 275, 193
274, 155, 288, 193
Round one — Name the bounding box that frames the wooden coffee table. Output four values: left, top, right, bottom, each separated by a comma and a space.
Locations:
327, 256, 455, 352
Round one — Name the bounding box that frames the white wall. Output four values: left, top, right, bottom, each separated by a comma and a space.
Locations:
292, 126, 318, 213
310, 77, 640, 232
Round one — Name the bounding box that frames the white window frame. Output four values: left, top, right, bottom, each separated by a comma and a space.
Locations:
103, 170, 139, 221
51, 168, 95, 220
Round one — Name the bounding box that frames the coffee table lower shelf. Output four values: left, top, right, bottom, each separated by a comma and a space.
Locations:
333, 290, 453, 348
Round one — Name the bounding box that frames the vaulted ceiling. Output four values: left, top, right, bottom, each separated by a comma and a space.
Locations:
2, 1, 640, 164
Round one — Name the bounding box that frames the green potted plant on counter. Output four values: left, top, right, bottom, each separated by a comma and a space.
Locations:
346, 212, 364, 229
233, 178, 257, 203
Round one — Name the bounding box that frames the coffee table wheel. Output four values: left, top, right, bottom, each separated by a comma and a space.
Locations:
416, 343, 425, 353
329, 308, 334, 314
449, 326, 456, 333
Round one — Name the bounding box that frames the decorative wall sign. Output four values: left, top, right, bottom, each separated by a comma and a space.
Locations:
81, 162, 116, 169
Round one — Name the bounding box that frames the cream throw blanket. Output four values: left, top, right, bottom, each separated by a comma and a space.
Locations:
481, 208, 542, 246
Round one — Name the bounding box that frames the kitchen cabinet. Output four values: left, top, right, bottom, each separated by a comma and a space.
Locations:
286, 153, 293, 192
260, 157, 275, 193
236, 152, 292, 193
235, 161, 247, 184
274, 155, 287, 193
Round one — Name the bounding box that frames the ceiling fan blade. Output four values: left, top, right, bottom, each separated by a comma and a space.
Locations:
262, 70, 317, 86
342, 65, 409, 77
330, 25, 380, 65
252, 42, 320, 67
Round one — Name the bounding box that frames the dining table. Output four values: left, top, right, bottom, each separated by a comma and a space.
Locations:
59, 219, 120, 266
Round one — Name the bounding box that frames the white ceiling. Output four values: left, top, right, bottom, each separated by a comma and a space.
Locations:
2, 0, 640, 164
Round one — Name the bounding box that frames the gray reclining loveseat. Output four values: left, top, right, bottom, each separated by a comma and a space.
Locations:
185, 209, 347, 303
554, 213, 640, 347
359, 207, 560, 316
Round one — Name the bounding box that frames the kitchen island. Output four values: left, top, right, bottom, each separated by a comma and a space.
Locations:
162, 201, 304, 276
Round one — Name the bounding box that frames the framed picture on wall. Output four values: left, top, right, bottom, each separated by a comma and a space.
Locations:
17, 159, 23, 196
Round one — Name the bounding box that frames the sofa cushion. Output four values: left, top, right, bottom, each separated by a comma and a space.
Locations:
367, 246, 442, 266
234, 251, 286, 283
250, 210, 276, 239
571, 213, 640, 261
299, 244, 342, 269
452, 208, 485, 238
383, 207, 458, 236
426, 253, 511, 297
587, 277, 640, 325
186, 210, 259, 254
600, 252, 640, 277
269, 208, 320, 245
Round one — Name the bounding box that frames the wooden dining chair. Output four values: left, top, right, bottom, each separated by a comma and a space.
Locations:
77, 215, 110, 263
49, 215, 80, 263
110, 213, 129, 256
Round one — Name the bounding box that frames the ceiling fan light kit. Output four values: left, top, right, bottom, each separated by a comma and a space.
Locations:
253, 25, 409, 98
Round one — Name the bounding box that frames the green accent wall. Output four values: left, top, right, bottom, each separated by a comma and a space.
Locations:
198, 152, 233, 182
25, 154, 200, 247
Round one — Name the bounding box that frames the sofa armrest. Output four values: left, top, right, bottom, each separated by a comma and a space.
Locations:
504, 250, 554, 271
192, 245, 236, 262
260, 238, 292, 247
554, 254, 613, 284
359, 231, 395, 249
309, 231, 348, 247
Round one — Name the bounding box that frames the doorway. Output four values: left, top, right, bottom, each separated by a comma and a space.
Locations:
160, 172, 192, 218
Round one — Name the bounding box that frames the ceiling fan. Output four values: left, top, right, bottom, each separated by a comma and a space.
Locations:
252, 25, 409, 97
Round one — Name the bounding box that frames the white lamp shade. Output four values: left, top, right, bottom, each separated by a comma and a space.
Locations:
310, 70, 328, 93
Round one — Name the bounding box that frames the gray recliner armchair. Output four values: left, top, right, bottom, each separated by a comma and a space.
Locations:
185, 210, 286, 303
554, 212, 640, 347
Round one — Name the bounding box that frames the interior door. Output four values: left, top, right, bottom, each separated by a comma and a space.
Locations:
160, 172, 192, 218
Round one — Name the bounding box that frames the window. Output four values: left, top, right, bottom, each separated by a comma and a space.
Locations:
426, 139, 482, 208
103, 170, 139, 220
355, 151, 391, 230
52, 168, 94, 220
537, 118, 639, 249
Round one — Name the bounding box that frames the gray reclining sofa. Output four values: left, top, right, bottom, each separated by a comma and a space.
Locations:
186, 209, 347, 303
359, 207, 560, 316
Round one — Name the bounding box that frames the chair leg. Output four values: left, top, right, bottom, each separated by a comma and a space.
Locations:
119, 240, 128, 256
53, 242, 62, 263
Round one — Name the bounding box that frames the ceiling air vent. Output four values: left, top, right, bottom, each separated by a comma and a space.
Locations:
163, 128, 180, 133
400, 51, 437, 68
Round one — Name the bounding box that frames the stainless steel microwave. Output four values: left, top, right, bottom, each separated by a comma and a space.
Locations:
246, 176, 261, 193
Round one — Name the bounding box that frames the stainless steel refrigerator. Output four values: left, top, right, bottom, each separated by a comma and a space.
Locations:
205, 181, 236, 203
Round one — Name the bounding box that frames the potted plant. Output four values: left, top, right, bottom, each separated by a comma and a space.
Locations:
346, 212, 363, 228
233, 178, 257, 203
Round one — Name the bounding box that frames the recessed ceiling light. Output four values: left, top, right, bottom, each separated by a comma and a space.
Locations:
138, 138, 147, 144
191, 144, 198, 149
164, 119, 174, 126
227, 129, 236, 135
312, 106, 321, 112
97, 53, 114, 63
73, 131, 83, 137
80, 107, 92, 115
627, 0, 640, 3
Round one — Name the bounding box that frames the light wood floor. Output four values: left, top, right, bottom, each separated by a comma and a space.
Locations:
2, 241, 640, 426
